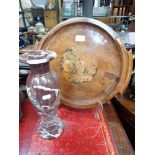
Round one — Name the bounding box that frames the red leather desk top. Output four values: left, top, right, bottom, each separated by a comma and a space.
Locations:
19, 99, 119, 155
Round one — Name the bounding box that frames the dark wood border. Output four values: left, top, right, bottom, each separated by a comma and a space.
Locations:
103, 101, 134, 155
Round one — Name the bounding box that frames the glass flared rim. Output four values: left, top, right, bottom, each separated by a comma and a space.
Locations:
19, 50, 57, 65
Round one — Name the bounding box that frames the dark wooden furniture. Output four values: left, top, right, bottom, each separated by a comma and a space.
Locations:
112, 0, 134, 16
112, 95, 135, 150
103, 101, 134, 154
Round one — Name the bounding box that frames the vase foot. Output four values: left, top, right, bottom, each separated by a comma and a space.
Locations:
38, 118, 64, 139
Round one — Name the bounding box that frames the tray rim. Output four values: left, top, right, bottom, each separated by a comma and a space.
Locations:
37, 17, 132, 109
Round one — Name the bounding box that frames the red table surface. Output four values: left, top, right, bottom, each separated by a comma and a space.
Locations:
20, 99, 118, 155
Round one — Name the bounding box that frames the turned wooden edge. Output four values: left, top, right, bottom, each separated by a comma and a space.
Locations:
36, 19, 133, 109
115, 38, 133, 96
119, 49, 133, 95
104, 38, 133, 102
37, 17, 118, 49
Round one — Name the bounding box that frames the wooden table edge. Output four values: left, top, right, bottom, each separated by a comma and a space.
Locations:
103, 101, 134, 155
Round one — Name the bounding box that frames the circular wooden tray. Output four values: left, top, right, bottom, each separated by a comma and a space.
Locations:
37, 17, 133, 109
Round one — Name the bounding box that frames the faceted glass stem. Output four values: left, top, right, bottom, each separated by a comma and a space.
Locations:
38, 109, 63, 139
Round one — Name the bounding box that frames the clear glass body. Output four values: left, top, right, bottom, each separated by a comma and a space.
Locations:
27, 63, 63, 138
119, 23, 129, 45
62, 2, 75, 16
20, 51, 63, 139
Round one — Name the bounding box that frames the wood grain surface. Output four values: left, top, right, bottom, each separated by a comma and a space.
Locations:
36, 17, 133, 109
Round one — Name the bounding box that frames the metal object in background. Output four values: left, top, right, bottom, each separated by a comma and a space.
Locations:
19, 32, 30, 49
19, 0, 27, 28
30, 0, 49, 9
62, 0, 83, 17
119, 20, 129, 45
93, 0, 112, 16
35, 17, 46, 34
83, 0, 93, 17
62, 1, 75, 16
30, 8, 45, 25
129, 15, 135, 21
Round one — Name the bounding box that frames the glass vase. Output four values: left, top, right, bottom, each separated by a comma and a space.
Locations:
19, 50, 63, 139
